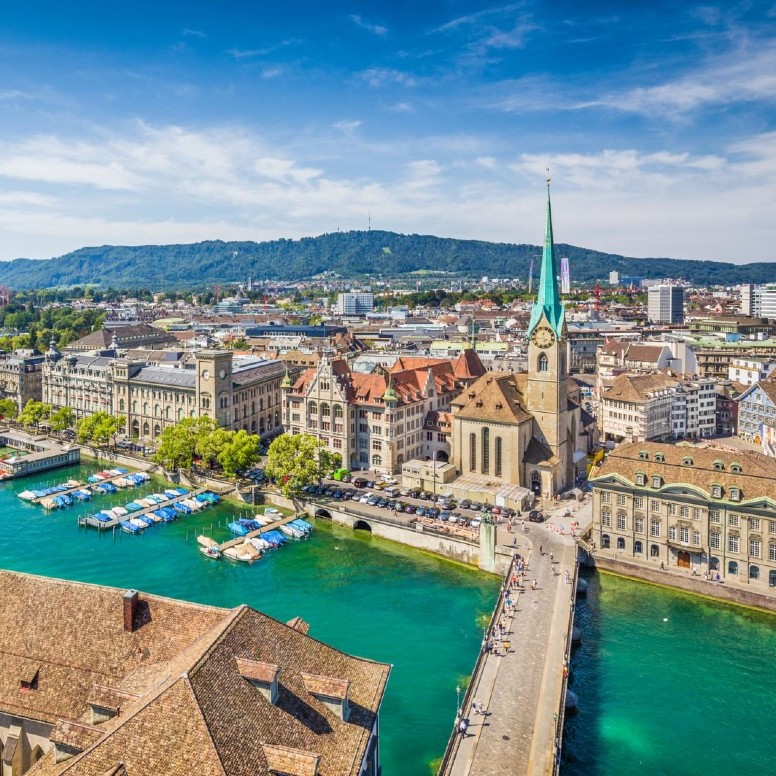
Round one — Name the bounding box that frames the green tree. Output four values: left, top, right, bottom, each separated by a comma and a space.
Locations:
154, 416, 217, 470
0, 398, 18, 419
49, 406, 75, 432
218, 429, 261, 477
75, 412, 125, 446
265, 433, 341, 497
18, 400, 51, 429
194, 423, 230, 468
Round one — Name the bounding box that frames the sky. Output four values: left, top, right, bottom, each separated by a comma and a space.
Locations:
0, 1, 775, 264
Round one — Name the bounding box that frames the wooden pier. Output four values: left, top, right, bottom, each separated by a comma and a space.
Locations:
216, 513, 304, 551
31, 470, 150, 505
78, 487, 207, 530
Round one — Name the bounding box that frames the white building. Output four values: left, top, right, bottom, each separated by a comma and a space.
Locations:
647, 285, 684, 324
727, 357, 776, 387
336, 292, 374, 316
739, 284, 776, 319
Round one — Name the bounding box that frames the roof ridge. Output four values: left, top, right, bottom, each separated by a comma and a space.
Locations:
186, 605, 249, 679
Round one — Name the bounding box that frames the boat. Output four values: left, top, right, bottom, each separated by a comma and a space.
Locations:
223, 546, 252, 562
164, 489, 180, 499
227, 521, 249, 537
18, 490, 36, 501
129, 517, 147, 530
197, 536, 221, 559
125, 501, 142, 512
95, 510, 114, 522
137, 515, 156, 527
249, 537, 271, 551
173, 501, 192, 514
175, 487, 189, 495
120, 520, 142, 534
262, 530, 287, 547
112, 506, 128, 517
290, 518, 313, 535
279, 524, 305, 539
72, 489, 92, 501
159, 507, 177, 522
40, 497, 58, 510
263, 507, 280, 516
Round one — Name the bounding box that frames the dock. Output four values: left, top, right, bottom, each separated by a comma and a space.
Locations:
78, 487, 207, 530
216, 512, 304, 551
31, 470, 145, 504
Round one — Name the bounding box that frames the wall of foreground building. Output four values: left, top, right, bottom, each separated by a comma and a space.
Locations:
590, 555, 776, 613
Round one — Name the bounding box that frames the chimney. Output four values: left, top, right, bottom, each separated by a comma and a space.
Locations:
236, 658, 280, 704
123, 590, 138, 632
301, 673, 351, 721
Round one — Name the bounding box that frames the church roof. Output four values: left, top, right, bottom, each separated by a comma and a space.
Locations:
452, 372, 533, 424
523, 437, 560, 467
452, 349, 487, 380
527, 181, 565, 338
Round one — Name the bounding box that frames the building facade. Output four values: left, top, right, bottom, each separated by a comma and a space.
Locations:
0, 351, 44, 412
590, 442, 776, 588
736, 380, 776, 446
647, 285, 684, 324
336, 293, 374, 316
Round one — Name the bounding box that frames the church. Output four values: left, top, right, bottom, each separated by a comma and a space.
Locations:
449, 182, 596, 503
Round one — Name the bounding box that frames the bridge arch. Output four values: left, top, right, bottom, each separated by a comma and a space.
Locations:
353, 519, 372, 532
315, 508, 333, 520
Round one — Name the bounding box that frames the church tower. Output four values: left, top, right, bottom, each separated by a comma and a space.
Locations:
525, 179, 572, 494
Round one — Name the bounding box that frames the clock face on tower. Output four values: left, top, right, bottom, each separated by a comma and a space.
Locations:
530, 325, 556, 349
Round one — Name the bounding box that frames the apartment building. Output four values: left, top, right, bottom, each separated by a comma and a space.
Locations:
0, 350, 44, 412
736, 380, 776, 445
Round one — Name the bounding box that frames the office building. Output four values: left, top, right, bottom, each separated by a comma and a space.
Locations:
647, 285, 684, 324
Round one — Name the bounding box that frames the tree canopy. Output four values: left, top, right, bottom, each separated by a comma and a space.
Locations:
49, 406, 75, 432
265, 433, 342, 497
18, 400, 51, 428
76, 412, 125, 445
0, 398, 18, 419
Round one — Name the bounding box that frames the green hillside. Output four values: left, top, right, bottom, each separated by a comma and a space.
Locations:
0, 230, 773, 289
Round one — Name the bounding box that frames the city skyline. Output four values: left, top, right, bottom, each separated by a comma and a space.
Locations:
0, 1, 774, 263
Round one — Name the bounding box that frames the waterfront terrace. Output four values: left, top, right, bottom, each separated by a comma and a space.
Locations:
0, 570, 389, 775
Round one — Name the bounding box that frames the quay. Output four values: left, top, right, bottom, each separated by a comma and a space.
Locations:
78, 487, 206, 529
0, 428, 80, 479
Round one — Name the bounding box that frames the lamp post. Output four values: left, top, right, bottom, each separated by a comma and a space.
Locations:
456, 684, 461, 722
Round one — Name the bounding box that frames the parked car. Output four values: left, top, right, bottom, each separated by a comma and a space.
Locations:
359, 494, 371, 503
439, 511, 452, 521
353, 477, 368, 488
470, 518, 482, 529
403, 505, 415, 514
528, 510, 545, 523
427, 507, 440, 519
367, 496, 380, 506
459, 499, 471, 510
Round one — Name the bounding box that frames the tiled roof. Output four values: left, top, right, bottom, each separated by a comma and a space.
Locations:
452, 349, 487, 380
452, 372, 532, 425
602, 372, 676, 404
130, 366, 197, 388
590, 441, 776, 501
16, 572, 389, 776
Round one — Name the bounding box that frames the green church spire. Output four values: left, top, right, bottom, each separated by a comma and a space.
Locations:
527, 177, 565, 337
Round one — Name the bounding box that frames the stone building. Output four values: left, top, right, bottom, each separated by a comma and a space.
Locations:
590, 442, 776, 587
0, 351, 44, 412
64, 323, 176, 352
448, 182, 594, 500
43, 344, 286, 441
284, 351, 485, 474
0, 570, 388, 775
736, 379, 776, 446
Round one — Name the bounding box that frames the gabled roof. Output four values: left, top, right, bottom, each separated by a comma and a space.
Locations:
601, 372, 677, 404
452, 372, 532, 424
452, 349, 487, 380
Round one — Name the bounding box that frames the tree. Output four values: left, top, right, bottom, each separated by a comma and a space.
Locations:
49, 406, 75, 433
76, 412, 125, 446
265, 433, 342, 497
0, 398, 18, 419
194, 423, 230, 468
18, 400, 51, 429
218, 429, 261, 477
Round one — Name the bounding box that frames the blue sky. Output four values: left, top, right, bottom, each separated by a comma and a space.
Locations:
0, 1, 775, 264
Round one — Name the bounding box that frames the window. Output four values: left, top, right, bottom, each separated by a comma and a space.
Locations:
655, 453, 665, 463
650, 500, 660, 512
469, 433, 476, 472
750, 565, 760, 580
728, 560, 738, 575
650, 520, 661, 537
334, 405, 343, 419
679, 526, 689, 543
750, 539, 761, 558
371, 454, 382, 466
667, 504, 676, 516
601, 492, 611, 504
634, 497, 644, 509
729, 514, 739, 527
601, 510, 611, 527
669, 526, 676, 540
538, 353, 549, 372
710, 509, 721, 523
634, 540, 643, 553
749, 517, 760, 530
650, 544, 660, 557
731, 462, 742, 473
680, 505, 689, 518
482, 427, 490, 474
713, 459, 724, 471
617, 537, 625, 550
601, 534, 610, 549
616, 494, 626, 506
320, 403, 330, 416
693, 508, 701, 520
728, 535, 739, 553
639, 450, 649, 460
495, 436, 502, 477
635, 517, 644, 534
371, 440, 382, 451
711, 485, 722, 498
730, 487, 741, 502
693, 531, 700, 545
682, 456, 693, 466
770, 542, 776, 562
617, 512, 626, 530
710, 532, 720, 549
652, 475, 662, 488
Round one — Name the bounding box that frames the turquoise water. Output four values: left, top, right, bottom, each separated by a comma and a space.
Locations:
563, 570, 776, 775
1, 463, 499, 775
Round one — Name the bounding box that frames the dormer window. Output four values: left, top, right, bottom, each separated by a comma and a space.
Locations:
730, 462, 742, 474
635, 472, 646, 486
682, 457, 693, 466
639, 451, 649, 461
654, 453, 665, 463
713, 460, 724, 472
651, 475, 662, 488
730, 487, 741, 502
711, 484, 723, 498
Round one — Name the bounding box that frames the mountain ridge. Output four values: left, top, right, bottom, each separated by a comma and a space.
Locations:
0, 230, 773, 289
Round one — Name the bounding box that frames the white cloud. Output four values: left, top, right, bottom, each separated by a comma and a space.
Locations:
358, 68, 418, 88
333, 120, 362, 131
182, 28, 206, 38
349, 15, 388, 36
0, 122, 774, 264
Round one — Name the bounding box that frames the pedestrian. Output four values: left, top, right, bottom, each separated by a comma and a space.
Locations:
549, 552, 554, 563
471, 700, 479, 716
477, 700, 485, 715
660, 561, 665, 570
459, 718, 469, 737
531, 578, 537, 590
512, 537, 517, 547
507, 521, 512, 534
716, 572, 721, 583
564, 570, 570, 584
539, 544, 543, 556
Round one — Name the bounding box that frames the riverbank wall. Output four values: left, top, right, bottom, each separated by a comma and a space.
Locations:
591, 555, 776, 614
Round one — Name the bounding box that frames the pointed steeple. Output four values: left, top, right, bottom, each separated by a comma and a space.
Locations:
528, 177, 565, 337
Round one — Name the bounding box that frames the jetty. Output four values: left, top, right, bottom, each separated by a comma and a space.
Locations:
29, 470, 139, 504
216, 512, 303, 551
78, 487, 206, 530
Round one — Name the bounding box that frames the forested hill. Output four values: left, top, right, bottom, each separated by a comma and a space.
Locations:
0, 230, 773, 289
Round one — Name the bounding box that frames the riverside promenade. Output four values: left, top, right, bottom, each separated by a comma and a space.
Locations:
441, 499, 591, 776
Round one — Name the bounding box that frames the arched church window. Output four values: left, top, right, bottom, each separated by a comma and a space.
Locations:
538, 353, 549, 373
482, 427, 490, 474
469, 433, 476, 472
495, 436, 503, 477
